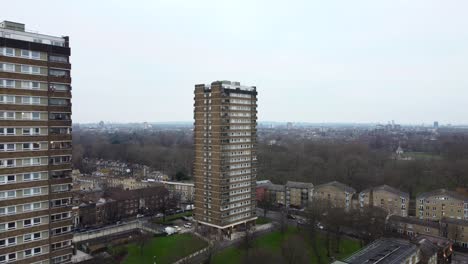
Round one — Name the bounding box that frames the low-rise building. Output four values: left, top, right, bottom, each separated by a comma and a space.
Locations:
313, 181, 356, 209
266, 184, 286, 206
387, 215, 441, 238
255, 180, 272, 202
441, 217, 468, 248
339, 238, 420, 264
416, 189, 468, 221
285, 181, 313, 208
160, 181, 195, 203
415, 235, 452, 264
359, 185, 409, 217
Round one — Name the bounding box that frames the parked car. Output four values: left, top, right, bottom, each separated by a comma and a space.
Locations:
287, 214, 297, 220
136, 214, 144, 218
184, 223, 192, 228
173, 226, 182, 232
155, 213, 164, 218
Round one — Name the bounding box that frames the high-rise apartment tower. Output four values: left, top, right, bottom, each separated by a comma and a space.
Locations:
0, 21, 73, 264
193, 81, 257, 236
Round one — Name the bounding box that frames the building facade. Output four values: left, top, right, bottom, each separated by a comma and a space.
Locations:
193, 81, 257, 233
0, 21, 73, 264
266, 183, 286, 206
313, 181, 356, 210
160, 181, 194, 203
417, 189, 468, 221
359, 185, 409, 217
285, 181, 313, 208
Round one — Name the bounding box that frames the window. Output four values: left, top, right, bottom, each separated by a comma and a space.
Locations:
21, 65, 40, 74
50, 84, 70, 91
0, 63, 15, 72
0, 47, 14, 56
49, 69, 67, 77
7, 222, 15, 229
21, 81, 41, 90
0, 175, 15, 184
0, 144, 15, 152
24, 234, 32, 242
0, 79, 15, 88
49, 55, 67, 63
23, 173, 41, 181
31, 51, 40, 59
33, 202, 41, 210
0, 190, 16, 199
0, 112, 15, 119
24, 219, 32, 227
0, 159, 15, 168
23, 203, 32, 211
1, 207, 16, 215
0, 95, 15, 104
21, 50, 30, 58
49, 98, 68, 106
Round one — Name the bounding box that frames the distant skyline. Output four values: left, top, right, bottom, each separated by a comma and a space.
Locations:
5, 0, 468, 124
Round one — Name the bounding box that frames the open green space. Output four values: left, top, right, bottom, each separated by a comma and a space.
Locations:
213, 227, 361, 264
120, 233, 207, 264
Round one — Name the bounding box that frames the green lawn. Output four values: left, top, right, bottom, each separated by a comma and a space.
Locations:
121, 233, 207, 264
213, 227, 360, 264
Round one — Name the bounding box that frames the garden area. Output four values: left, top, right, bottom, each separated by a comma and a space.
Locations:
212, 227, 361, 264
112, 233, 207, 264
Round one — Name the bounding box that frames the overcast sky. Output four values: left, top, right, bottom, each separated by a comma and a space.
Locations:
5, 0, 468, 124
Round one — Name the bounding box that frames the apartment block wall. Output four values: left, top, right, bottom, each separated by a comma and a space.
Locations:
193, 81, 257, 229
0, 27, 73, 264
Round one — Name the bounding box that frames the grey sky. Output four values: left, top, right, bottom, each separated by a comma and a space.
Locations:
5, 0, 468, 124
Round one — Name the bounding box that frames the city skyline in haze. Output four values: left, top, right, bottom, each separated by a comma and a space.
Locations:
4, 0, 468, 124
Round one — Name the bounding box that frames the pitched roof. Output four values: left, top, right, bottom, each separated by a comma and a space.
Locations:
286, 181, 313, 189
416, 188, 468, 202
266, 184, 285, 192
361, 185, 409, 198
314, 181, 356, 193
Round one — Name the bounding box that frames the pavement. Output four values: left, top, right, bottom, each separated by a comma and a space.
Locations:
453, 252, 468, 264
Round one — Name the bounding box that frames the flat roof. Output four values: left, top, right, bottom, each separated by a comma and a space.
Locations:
0, 20, 66, 47
343, 238, 418, 264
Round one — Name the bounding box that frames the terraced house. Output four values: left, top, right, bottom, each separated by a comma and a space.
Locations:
193, 81, 257, 235
359, 185, 409, 217
417, 189, 468, 221
0, 21, 73, 264
313, 181, 355, 210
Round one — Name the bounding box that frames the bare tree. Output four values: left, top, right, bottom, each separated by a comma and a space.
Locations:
136, 231, 152, 256
240, 227, 256, 262
258, 194, 273, 218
